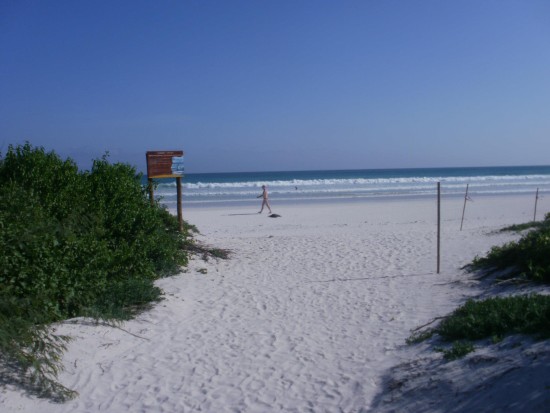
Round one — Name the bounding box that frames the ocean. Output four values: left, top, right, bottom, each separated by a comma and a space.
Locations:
144, 165, 550, 209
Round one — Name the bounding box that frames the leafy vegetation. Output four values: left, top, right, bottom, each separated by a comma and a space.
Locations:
409, 294, 550, 360
435, 341, 475, 361
0, 143, 190, 399
499, 220, 549, 233
466, 212, 550, 283
438, 295, 550, 341
410, 215, 550, 359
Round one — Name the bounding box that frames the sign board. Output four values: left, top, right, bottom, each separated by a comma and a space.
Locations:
146, 150, 185, 232
146, 151, 185, 178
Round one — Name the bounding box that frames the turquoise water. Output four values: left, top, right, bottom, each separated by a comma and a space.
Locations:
144, 165, 550, 208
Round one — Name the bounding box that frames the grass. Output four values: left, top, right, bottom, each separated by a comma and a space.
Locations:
499, 221, 548, 233
438, 295, 550, 341
435, 341, 476, 361
465, 213, 550, 284
409, 294, 550, 360
410, 214, 550, 360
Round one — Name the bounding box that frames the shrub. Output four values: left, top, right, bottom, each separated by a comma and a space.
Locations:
409, 294, 550, 361
437, 295, 550, 341
467, 213, 550, 283
0, 143, 189, 399
410, 216, 550, 360
89, 278, 163, 320
0, 293, 76, 400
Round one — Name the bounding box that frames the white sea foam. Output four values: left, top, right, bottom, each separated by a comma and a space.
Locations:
148, 171, 550, 206
172, 174, 550, 190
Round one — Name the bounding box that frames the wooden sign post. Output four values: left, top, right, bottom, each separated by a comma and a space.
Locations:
146, 150, 185, 232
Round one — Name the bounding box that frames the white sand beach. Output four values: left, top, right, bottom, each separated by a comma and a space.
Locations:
2, 195, 549, 412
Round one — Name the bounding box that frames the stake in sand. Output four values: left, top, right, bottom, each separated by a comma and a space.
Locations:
534, 187, 539, 222
460, 184, 471, 231
437, 182, 441, 274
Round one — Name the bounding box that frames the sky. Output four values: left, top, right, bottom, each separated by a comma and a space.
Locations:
1, 0, 550, 174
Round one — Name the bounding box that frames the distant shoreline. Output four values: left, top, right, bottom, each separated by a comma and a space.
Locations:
177, 190, 545, 210
148, 165, 550, 209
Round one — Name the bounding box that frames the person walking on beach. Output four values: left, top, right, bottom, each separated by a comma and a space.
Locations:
257, 185, 272, 214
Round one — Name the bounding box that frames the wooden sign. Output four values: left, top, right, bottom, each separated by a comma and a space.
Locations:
146, 150, 185, 232
146, 150, 184, 178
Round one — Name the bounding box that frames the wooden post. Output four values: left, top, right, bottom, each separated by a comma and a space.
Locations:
437, 182, 441, 274
534, 187, 539, 222
148, 178, 154, 206
176, 176, 183, 232
460, 184, 469, 231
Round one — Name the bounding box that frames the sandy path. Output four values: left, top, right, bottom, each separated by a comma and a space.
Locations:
2, 196, 537, 412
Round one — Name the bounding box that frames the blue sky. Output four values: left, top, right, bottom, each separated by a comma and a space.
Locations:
2, 1, 550, 173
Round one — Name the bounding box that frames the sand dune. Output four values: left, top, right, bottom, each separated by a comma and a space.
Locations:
2, 195, 548, 412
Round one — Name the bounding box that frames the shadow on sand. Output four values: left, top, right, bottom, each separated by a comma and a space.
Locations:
226, 213, 259, 216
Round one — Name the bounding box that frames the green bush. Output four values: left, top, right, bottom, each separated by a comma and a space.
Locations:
0, 143, 189, 399
409, 294, 550, 360
437, 295, 550, 341
410, 217, 550, 360
89, 278, 163, 320
467, 213, 550, 283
